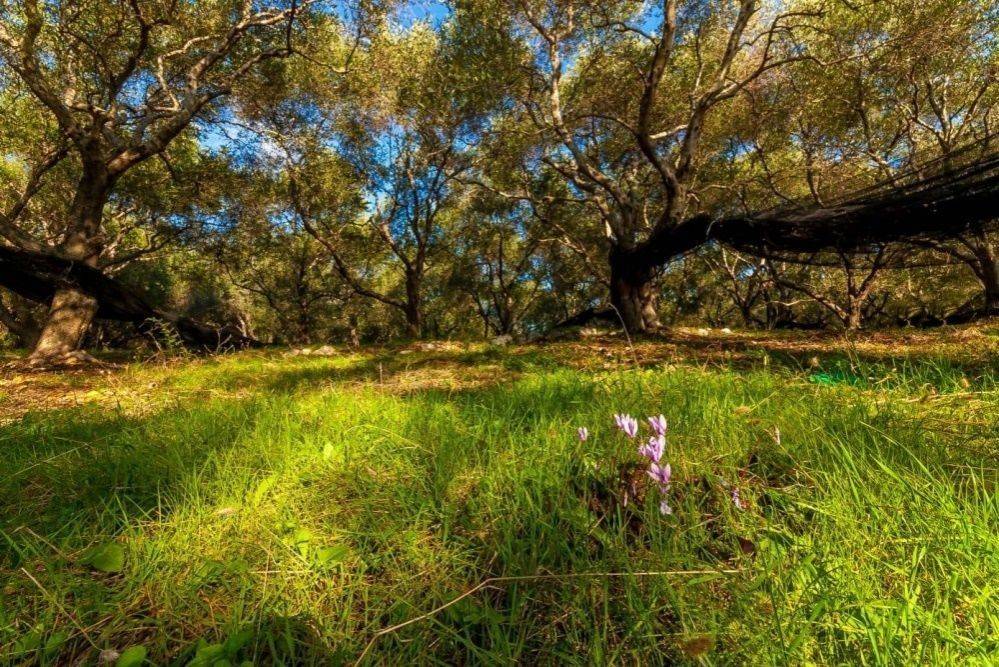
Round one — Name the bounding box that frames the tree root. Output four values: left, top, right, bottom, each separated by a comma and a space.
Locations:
6, 349, 106, 373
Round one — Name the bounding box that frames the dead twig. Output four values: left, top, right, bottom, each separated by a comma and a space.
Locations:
354, 568, 743, 664
20, 567, 100, 651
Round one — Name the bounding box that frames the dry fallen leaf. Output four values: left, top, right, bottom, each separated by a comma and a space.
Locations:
737, 536, 757, 557
680, 635, 714, 657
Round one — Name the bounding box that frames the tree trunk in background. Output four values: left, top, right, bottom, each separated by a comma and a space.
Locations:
845, 301, 863, 331
609, 251, 659, 334
27, 168, 111, 365
295, 301, 313, 345
971, 236, 999, 316
404, 308, 422, 338
348, 314, 361, 348
764, 300, 796, 329
404, 270, 423, 338
29, 287, 99, 362
984, 271, 999, 315
498, 295, 516, 335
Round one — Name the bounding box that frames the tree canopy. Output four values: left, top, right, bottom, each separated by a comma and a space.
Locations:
1, 0, 997, 356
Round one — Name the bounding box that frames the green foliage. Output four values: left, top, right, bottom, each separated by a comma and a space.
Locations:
2, 0, 997, 346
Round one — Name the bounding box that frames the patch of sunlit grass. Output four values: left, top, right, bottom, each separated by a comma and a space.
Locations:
1, 338, 996, 663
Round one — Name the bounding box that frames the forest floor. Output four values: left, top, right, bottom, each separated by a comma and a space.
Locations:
1, 326, 997, 664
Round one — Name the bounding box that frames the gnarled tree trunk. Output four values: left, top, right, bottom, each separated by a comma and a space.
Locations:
845, 301, 863, 331
609, 250, 659, 334
30, 287, 99, 362
404, 270, 423, 338
497, 294, 516, 335
27, 167, 111, 365
985, 275, 999, 316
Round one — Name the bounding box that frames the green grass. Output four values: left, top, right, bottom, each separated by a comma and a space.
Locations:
1, 342, 997, 664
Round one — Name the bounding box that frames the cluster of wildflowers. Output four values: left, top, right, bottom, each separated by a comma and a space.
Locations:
619, 412, 673, 515
613, 413, 639, 438
578, 413, 744, 517
637, 435, 664, 463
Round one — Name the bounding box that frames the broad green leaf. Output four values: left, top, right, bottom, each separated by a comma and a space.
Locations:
82, 543, 125, 573
222, 628, 253, 654
187, 642, 225, 666
315, 544, 349, 565
116, 645, 148, 667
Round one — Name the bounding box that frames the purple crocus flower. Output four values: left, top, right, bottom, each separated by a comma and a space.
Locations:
732, 487, 743, 510
577, 427, 589, 442
659, 499, 673, 516
613, 413, 639, 438
647, 414, 668, 436
638, 435, 665, 463
647, 462, 672, 489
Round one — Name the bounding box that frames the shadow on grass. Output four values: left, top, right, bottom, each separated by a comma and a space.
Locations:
2, 339, 992, 564
647, 328, 999, 378
2, 343, 996, 663
150, 336, 998, 403
0, 369, 604, 663
0, 356, 581, 536
160, 346, 559, 396
0, 398, 260, 543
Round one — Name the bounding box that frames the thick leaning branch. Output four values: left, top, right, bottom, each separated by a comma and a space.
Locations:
0, 245, 259, 350
630, 150, 999, 271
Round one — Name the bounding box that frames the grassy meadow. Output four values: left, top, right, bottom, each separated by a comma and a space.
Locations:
1, 328, 998, 664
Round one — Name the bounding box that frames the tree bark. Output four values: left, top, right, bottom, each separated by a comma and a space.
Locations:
348, 314, 361, 348
626, 150, 999, 276
497, 294, 516, 335
845, 302, 863, 330
404, 270, 423, 338
294, 300, 313, 345
969, 235, 999, 316
26, 168, 111, 364
29, 287, 100, 362
609, 250, 659, 333
985, 275, 999, 316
